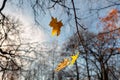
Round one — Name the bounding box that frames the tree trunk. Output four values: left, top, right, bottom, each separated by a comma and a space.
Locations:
52, 70, 55, 80
101, 62, 108, 80
85, 53, 91, 80
75, 61, 79, 80
58, 72, 62, 80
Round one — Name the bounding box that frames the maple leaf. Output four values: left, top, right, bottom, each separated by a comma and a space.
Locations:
70, 52, 79, 65
49, 17, 63, 36
54, 58, 70, 72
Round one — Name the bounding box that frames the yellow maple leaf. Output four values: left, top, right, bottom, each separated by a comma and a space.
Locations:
49, 17, 63, 36
54, 58, 70, 72
70, 52, 79, 65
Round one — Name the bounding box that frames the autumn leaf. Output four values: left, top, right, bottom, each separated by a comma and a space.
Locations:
54, 58, 70, 72
101, 9, 118, 22
54, 52, 80, 72
49, 17, 63, 36
97, 9, 119, 41
70, 52, 79, 65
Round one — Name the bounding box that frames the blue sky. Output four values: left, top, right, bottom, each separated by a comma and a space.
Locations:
1, 0, 120, 80
1, 0, 120, 45
1, 0, 71, 44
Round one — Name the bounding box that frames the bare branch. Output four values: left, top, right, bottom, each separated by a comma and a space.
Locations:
0, 0, 7, 12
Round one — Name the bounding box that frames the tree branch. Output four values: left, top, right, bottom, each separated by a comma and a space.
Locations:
0, 0, 7, 12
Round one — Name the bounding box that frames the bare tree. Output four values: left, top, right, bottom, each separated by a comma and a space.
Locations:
63, 29, 120, 80
0, 0, 120, 80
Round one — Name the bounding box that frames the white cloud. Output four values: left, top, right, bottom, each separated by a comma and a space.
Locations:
1, 2, 50, 43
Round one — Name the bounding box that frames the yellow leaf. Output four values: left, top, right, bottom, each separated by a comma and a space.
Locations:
49, 17, 63, 36
70, 52, 79, 65
54, 58, 70, 72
